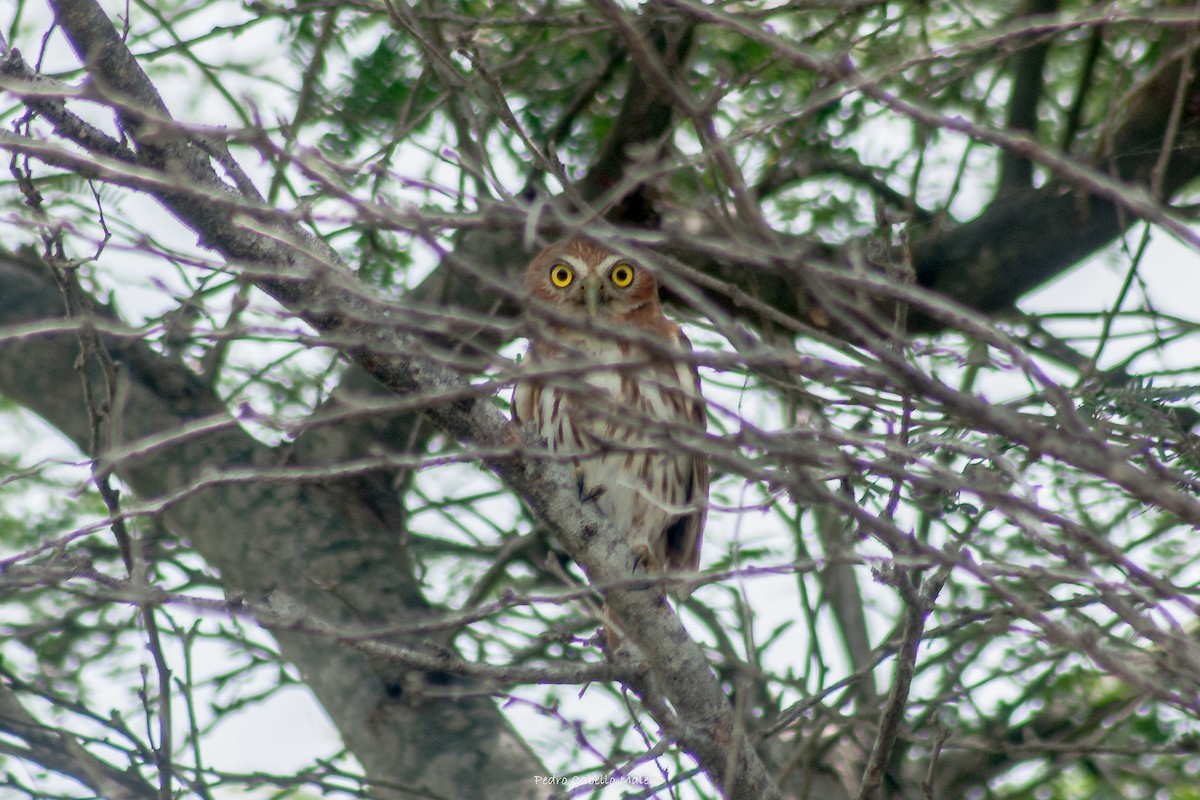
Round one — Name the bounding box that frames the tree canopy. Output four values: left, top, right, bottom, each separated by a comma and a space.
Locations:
2, 1, 1200, 798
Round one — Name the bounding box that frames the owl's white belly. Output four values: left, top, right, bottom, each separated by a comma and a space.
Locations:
527, 336, 695, 568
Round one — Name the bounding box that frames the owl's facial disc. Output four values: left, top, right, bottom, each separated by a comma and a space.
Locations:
542, 251, 643, 319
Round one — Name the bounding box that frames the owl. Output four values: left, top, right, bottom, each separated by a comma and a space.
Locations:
513, 236, 707, 599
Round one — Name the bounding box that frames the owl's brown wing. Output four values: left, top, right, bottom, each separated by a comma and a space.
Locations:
663, 329, 708, 589
664, 457, 707, 571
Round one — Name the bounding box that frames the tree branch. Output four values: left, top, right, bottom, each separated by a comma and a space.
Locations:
0, 677, 158, 800
579, 3, 694, 226
996, 0, 1059, 195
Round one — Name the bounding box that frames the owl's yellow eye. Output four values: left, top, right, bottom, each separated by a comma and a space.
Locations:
550, 264, 574, 288
610, 263, 634, 288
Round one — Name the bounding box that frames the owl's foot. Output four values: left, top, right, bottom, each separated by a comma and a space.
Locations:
575, 466, 606, 503
630, 544, 657, 578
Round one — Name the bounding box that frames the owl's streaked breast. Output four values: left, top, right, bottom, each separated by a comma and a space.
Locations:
517, 332, 700, 566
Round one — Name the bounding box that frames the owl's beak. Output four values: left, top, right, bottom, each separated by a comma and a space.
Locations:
584, 278, 601, 318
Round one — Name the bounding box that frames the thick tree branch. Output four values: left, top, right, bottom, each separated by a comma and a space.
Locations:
578, 4, 695, 226
996, 0, 1059, 195
663, 0, 1200, 332
0, 253, 551, 800
909, 41, 1200, 327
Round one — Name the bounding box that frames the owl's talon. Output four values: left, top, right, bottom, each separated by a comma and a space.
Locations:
575, 467, 606, 503
631, 544, 654, 575
581, 484, 606, 503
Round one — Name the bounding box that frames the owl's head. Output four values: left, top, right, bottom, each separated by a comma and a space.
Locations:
524, 237, 660, 321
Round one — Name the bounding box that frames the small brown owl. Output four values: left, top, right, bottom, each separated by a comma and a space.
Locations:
513, 237, 707, 598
